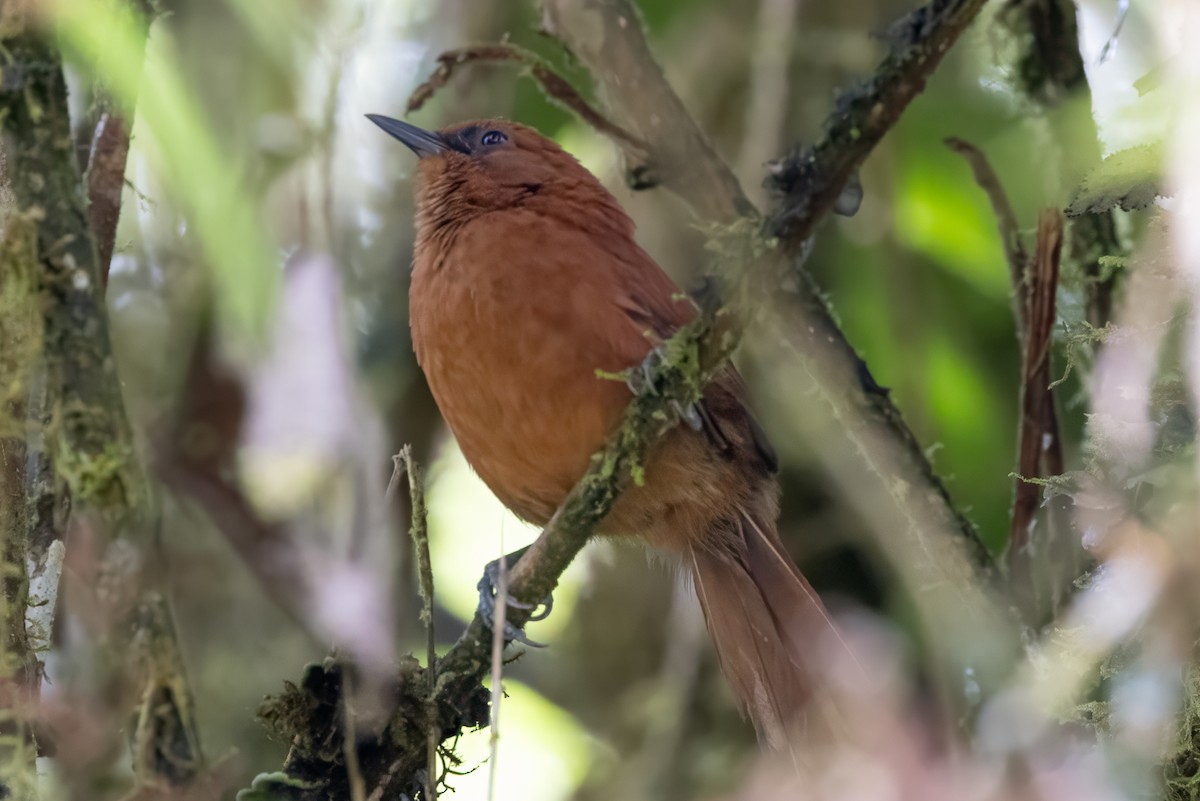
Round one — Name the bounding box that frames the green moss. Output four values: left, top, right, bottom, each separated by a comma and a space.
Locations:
55, 432, 136, 519
0, 210, 43, 432
1165, 666, 1200, 800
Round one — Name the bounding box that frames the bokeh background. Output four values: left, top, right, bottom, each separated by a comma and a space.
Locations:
4, 0, 1191, 798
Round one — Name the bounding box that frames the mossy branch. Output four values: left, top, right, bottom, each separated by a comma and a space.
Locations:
2, 8, 203, 793
764, 0, 995, 248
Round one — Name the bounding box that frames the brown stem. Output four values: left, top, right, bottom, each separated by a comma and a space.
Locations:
945, 139, 1072, 617
945, 137, 1031, 339
83, 1, 152, 286
1013, 210, 1065, 557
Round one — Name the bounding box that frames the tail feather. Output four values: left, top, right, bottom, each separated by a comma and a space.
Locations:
689, 506, 859, 749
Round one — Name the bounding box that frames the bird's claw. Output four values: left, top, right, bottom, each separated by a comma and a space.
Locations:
477, 554, 554, 648
626, 346, 664, 397
672, 399, 703, 431
629, 347, 703, 431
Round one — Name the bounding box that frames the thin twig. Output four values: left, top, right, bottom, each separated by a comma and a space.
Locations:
945, 137, 1030, 338
1097, 0, 1129, 65
946, 141, 1070, 611
407, 44, 655, 185
399, 446, 438, 801
486, 540, 507, 801
1008, 210, 1070, 624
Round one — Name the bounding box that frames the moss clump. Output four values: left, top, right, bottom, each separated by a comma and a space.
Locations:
0, 209, 43, 435
55, 428, 136, 520
1164, 666, 1200, 800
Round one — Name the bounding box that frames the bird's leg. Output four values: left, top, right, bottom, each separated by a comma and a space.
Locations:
477, 545, 554, 648
627, 346, 703, 431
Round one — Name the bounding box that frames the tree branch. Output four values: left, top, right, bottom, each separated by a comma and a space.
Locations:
1, 9, 203, 792
945, 139, 1071, 617
945, 136, 1030, 338
1010, 210, 1068, 600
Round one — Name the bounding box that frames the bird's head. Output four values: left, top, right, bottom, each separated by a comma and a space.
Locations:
367, 115, 606, 228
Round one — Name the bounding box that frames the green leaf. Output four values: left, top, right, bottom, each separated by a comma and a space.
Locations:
236, 772, 321, 801
1066, 143, 1166, 216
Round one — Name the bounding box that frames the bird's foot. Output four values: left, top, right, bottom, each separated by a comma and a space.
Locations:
477, 549, 554, 648
626, 347, 703, 431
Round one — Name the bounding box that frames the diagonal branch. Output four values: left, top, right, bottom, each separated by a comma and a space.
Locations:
84, 0, 154, 288
764, 0, 997, 249
945, 136, 1030, 338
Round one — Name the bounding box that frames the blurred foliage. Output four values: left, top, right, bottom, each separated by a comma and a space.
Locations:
0, 0, 1185, 798
54, 0, 280, 337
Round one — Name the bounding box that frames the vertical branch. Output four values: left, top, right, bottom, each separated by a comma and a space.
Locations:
1014, 210, 1066, 551
946, 139, 1071, 617
485, 550, 506, 801
1, 148, 46, 796
129, 594, 204, 788
945, 138, 1030, 341
734, 0, 803, 207
399, 447, 437, 801
1008, 210, 1070, 623
82, 0, 153, 286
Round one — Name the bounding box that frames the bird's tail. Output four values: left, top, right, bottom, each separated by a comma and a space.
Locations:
688, 502, 855, 750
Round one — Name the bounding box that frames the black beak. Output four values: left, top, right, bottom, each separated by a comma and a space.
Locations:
366, 114, 448, 159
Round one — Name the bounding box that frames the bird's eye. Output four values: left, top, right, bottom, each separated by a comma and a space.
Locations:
480, 130, 507, 146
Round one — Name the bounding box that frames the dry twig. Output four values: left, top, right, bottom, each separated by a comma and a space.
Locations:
398, 446, 438, 801
1013, 210, 1066, 553
945, 137, 1030, 336
946, 140, 1071, 613
407, 44, 655, 186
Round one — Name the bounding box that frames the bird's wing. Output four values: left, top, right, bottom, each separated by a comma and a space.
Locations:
607, 246, 778, 474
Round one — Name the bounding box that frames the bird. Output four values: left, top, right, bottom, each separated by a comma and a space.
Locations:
367, 114, 853, 748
